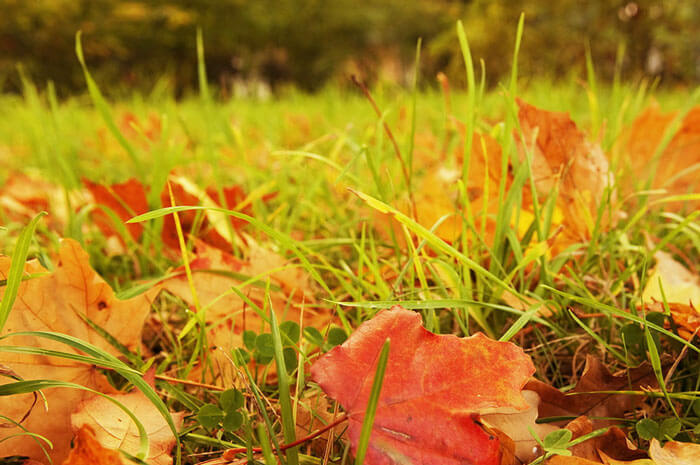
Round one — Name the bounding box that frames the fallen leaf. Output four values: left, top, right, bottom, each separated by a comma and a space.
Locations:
374, 100, 615, 256
546, 457, 602, 465
649, 438, 700, 465
621, 104, 700, 211
0, 239, 152, 462
642, 251, 700, 339
62, 425, 124, 465
517, 99, 615, 244
160, 175, 275, 252
310, 306, 535, 465
598, 451, 654, 465
294, 392, 337, 456
643, 252, 700, 307
482, 390, 557, 463
526, 356, 656, 427
84, 177, 149, 242
153, 239, 323, 384
71, 385, 184, 465
560, 416, 646, 463
0, 173, 74, 230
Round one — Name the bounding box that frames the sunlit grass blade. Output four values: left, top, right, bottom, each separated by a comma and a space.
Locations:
75, 31, 142, 174
354, 338, 390, 465
270, 301, 298, 465
0, 212, 46, 333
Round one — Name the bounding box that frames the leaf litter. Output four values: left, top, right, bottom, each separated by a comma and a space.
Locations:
0, 93, 699, 465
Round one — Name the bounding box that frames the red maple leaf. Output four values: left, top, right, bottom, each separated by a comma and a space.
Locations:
84, 177, 149, 241
310, 306, 535, 465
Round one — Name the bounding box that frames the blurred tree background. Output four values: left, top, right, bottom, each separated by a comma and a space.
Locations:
0, 0, 697, 97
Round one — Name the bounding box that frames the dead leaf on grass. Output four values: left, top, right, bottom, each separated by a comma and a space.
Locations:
311, 306, 535, 465
84, 177, 149, 242
61, 425, 124, 465
525, 356, 656, 427
70, 381, 184, 465
0, 239, 152, 462
153, 238, 325, 384
642, 251, 700, 339
648, 438, 700, 465
621, 104, 700, 211
482, 390, 557, 463
517, 99, 615, 245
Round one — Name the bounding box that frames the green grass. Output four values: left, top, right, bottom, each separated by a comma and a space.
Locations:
0, 26, 699, 465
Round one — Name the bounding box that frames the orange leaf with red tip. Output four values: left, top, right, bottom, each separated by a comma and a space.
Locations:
310, 306, 535, 465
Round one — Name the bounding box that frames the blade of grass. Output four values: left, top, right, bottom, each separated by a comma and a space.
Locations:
354, 338, 390, 465
75, 32, 142, 175
0, 212, 46, 333
270, 298, 299, 465
644, 325, 679, 418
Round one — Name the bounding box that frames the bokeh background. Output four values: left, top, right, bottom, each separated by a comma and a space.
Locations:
1, 0, 698, 97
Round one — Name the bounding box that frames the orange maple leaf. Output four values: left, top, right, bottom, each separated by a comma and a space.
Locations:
0, 239, 152, 462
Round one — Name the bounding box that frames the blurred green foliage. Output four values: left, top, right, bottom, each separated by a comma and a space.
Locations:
0, 0, 697, 96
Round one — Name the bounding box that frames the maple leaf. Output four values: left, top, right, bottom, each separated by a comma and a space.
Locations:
525, 356, 656, 427
0, 239, 152, 462
70, 382, 184, 465
310, 306, 535, 465
84, 177, 149, 242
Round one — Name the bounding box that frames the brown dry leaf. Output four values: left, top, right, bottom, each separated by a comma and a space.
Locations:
482, 390, 557, 463
0, 238, 152, 462
517, 99, 615, 245
649, 439, 700, 465
526, 356, 656, 427
598, 451, 654, 465
71, 387, 184, 465
294, 392, 337, 456
621, 104, 700, 211
62, 425, 124, 465
561, 417, 646, 463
